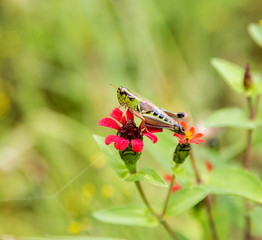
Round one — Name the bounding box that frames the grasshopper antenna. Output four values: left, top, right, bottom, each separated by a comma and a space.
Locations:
109, 83, 118, 89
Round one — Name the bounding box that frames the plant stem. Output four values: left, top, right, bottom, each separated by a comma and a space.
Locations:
134, 181, 157, 216
134, 181, 179, 240
243, 96, 258, 240
243, 97, 255, 168
161, 174, 175, 218
189, 151, 202, 184
204, 196, 219, 240
243, 129, 253, 169
244, 201, 251, 240
189, 151, 219, 240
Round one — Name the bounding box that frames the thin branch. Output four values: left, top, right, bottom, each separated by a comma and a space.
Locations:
243, 95, 258, 240
189, 151, 219, 240
161, 174, 175, 219
134, 181, 179, 240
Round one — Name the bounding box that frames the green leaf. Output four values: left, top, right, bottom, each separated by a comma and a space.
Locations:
203, 167, 262, 204
125, 167, 167, 187
93, 206, 158, 227
248, 23, 262, 47
211, 58, 262, 96
205, 107, 258, 129
145, 132, 176, 171
250, 71, 262, 96
93, 135, 128, 178
211, 58, 244, 93
166, 186, 208, 217
249, 206, 262, 237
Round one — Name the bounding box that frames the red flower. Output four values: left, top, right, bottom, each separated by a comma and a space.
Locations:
98, 108, 162, 153
164, 174, 182, 193
171, 183, 182, 193
205, 161, 213, 172
174, 121, 205, 144
164, 174, 173, 182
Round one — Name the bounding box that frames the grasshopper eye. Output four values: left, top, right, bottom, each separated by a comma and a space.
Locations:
177, 112, 185, 118
119, 88, 126, 95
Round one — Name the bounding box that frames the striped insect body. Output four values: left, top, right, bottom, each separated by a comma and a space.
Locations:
117, 86, 185, 134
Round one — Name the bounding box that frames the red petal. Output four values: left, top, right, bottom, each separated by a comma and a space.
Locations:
173, 133, 184, 140
171, 183, 181, 192
110, 108, 123, 122
120, 109, 134, 125
143, 132, 158, 143
180, 121, 187, 130
205, 161, 213, 172
146, 126, 163, 133
105, 135, 119, 145
193, 133, 204, 139
189, 127, 195, 135
179, 139, 187, 144
126, 109, 134, 120
98, 118, 121, 131
114, 137, 129, 151
164, 174, 173, 182
131, 139, 144, 152
189, 139, 205, 144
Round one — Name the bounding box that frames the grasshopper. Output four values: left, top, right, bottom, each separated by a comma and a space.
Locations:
117, 86, 185, 134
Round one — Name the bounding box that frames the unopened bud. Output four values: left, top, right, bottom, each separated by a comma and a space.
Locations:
243, 64, 252, 90
173, 143, 191, 165
119, 145, 141, 173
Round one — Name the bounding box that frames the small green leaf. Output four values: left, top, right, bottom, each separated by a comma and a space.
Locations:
211, 58, 244, 93
203, 167, 262, 204
125, 167, 167, 187
93, 135, 128, 178
205, 107, 258, 129
248, 23, 262, 47
249, 206, 262, 237
166, 186, 208, 217
249, 71, 262, 96
93, 206, 158, 227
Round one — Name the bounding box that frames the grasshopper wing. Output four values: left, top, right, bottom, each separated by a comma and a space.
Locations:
144, 115, 174, 130
160, 108, 186, 119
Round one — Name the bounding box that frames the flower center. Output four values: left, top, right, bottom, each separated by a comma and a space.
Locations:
185, 131, 193, 141
118, 120, 143, 141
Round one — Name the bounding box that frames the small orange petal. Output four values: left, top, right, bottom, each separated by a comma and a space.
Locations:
189, 127, 195, 135
180, 121, 187, 130
193, 133, 204, 139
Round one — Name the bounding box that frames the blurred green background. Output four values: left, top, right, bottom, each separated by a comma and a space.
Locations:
0, 0, 262, 239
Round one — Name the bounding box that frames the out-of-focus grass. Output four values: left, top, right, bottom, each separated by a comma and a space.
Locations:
0, 0, 262, 239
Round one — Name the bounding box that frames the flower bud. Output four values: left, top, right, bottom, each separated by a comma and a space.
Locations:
173, 143, 191, 165
243, 64, 252, 90
119, 145, 142, 173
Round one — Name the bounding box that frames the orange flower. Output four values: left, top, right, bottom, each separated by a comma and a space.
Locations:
205, 161, 213, 172
174, 121, 205, 144
164, 174, 182, 193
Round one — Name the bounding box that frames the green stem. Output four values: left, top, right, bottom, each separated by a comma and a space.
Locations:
243, 96, 257, 240
161, 174, 175, 219
134, 181, 179, 240
189, 151, 201, 184
242, 96, 256, 168
189, 151, 219, 240
244, 201, 251, 240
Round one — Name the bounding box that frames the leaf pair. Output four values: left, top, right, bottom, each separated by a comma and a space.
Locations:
93, 135, 167, 187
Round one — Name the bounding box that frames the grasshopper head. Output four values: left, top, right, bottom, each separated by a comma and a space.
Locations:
117, 86, 129, 106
